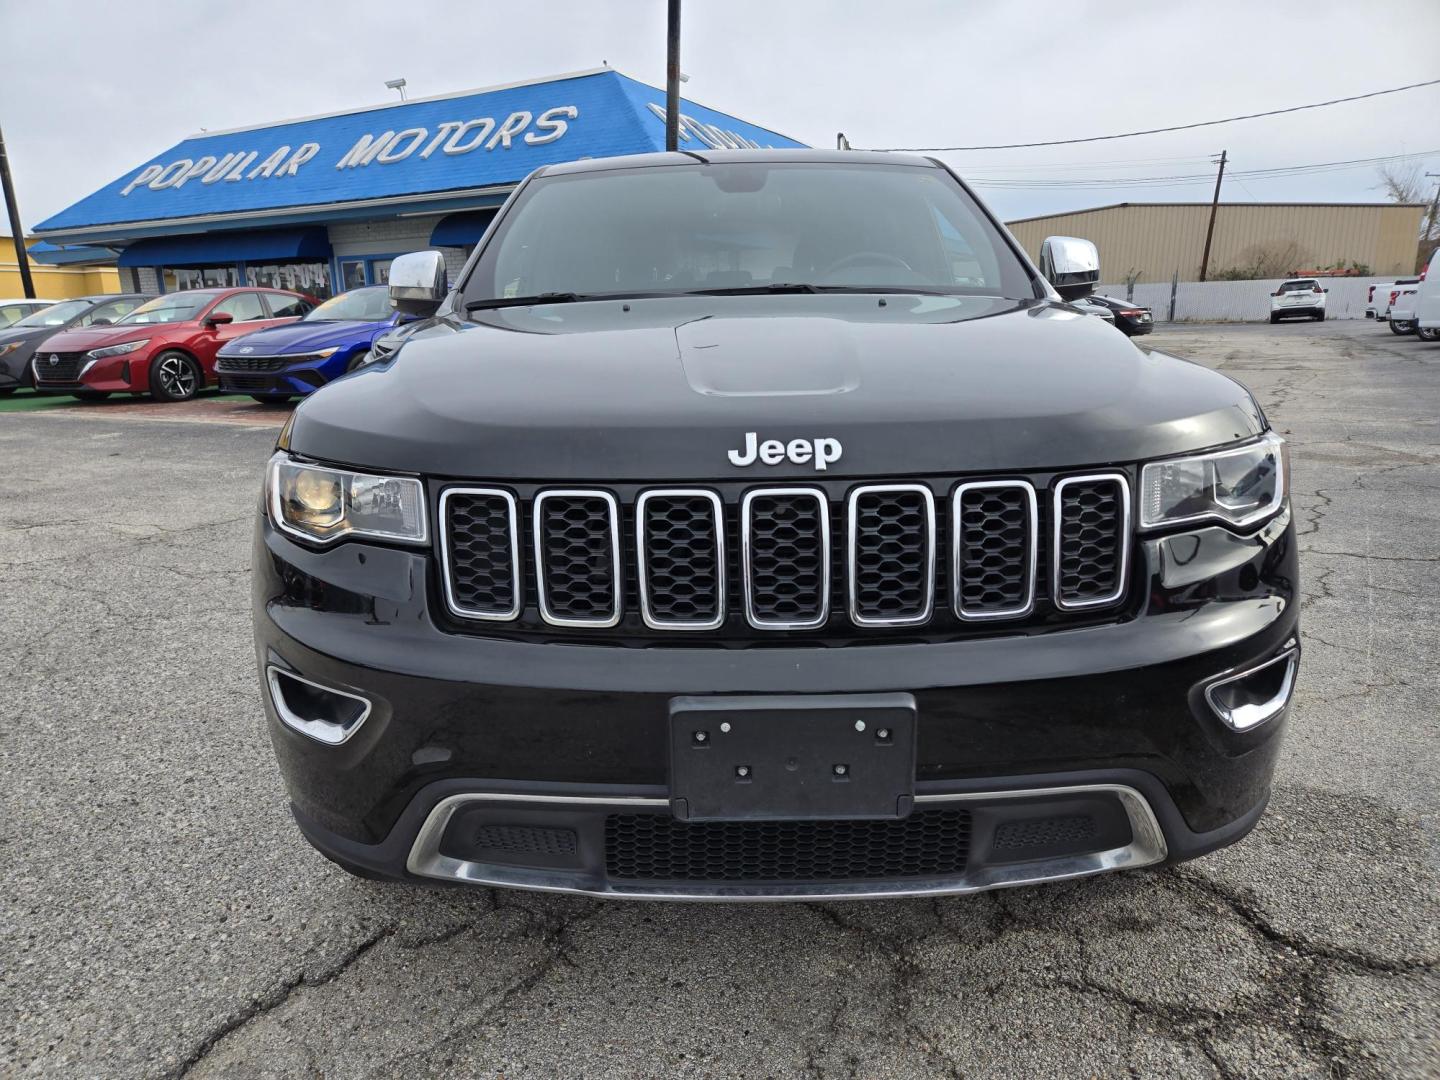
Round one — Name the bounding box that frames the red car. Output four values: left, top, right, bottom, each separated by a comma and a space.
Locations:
32, 287, 315, 402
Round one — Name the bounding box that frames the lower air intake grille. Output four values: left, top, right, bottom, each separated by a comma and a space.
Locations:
605, 809, 971, 882
993, 815, 1097, 852
535, 491, 620, 625
471, 825, 577, 856
1055, 475, 1129, 608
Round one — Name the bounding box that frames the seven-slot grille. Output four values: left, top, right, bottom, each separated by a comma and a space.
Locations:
439, 476, 1131, 635
1053, 474, 1130, 609
534, 490, 622, 627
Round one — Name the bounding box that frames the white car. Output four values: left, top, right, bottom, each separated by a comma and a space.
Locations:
1269, 278, 1327, 323
1413, 249, 1439, 342
1364, 281, 1393, 320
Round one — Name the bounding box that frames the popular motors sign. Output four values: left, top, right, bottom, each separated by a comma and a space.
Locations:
120, 102, 772, 197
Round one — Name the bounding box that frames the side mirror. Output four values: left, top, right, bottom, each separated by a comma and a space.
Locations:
204, 311, 234, 328
1039, 236, 1100, 301
388, 251, 448, 317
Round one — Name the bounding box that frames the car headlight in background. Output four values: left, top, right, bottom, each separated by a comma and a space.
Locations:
1140, 432, 1288, 531
86, 339, 149, 359
267, 452, 426, 545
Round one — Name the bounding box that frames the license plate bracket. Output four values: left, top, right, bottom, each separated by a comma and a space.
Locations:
668, 694, 917, 822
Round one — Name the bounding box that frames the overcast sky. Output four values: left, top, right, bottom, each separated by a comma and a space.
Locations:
3, 0, 1437, 229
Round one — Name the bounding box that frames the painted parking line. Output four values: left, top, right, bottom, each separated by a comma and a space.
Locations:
0, 389, 290, 426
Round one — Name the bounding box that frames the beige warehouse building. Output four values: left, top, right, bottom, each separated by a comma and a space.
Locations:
1005, 201, 1426, 283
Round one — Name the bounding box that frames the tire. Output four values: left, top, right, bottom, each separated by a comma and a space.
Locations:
1315, 312, 1325, 321
1269, 313, 1280, 324
149, 350, 202, 402
1418, 326, 1440, 342
249, 393, 293, 405
1388, 319, 1413, 336
0, 387, 14, 397
72, 389, 111, 402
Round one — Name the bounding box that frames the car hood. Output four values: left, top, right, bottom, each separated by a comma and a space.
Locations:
218, 319, 392, 356
39, 323, 181, 352
288, 294, 1265, 480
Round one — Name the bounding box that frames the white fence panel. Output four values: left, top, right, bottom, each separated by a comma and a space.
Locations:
1094, 277, 1384, 322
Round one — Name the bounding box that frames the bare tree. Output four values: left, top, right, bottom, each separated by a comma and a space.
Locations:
1375, 164, 1440, 271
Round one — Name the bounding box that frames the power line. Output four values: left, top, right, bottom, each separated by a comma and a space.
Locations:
966, 149, 1440, 189
868, 78, 1440, 151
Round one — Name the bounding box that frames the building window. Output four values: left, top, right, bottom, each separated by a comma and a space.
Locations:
247, 262, 332, 299
163, 265, 241, 291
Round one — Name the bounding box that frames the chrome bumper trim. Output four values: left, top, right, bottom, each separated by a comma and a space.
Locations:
404, 783, 1168, 901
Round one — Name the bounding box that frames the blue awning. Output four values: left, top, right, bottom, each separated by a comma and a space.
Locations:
430, 209, 498, 247
27, 240, 119, 266
117, 226, 331, 267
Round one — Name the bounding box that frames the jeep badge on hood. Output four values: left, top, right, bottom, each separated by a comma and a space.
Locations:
728, 432, 844, 470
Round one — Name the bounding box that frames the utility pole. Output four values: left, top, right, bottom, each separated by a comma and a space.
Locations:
1424, 173, 1440, 265
664, 0, 681, 152
1198, 149, 1227, 283
0, 124, 35, 299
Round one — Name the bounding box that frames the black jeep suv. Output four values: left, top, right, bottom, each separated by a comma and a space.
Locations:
254, 150, 1298, 900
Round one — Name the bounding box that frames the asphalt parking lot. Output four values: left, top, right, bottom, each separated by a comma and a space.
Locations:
2, 320, 1436, 1079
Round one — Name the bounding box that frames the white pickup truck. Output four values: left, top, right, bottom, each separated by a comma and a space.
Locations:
1405, 248, 1439, 342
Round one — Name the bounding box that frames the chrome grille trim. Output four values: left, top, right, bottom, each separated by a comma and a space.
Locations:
533, 489, 623, 628
741, 486, 830, 631
1052, 473, 1131, 611
951, 480, 1038, 621
440, 487, 522, 621
846, 483, 936, 627
635, 488, 726, 632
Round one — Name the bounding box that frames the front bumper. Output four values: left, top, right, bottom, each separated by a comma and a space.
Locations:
255, 507, 1299, 898
32, 352, 152, 393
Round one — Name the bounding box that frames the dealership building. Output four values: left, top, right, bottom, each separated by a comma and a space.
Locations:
30, 69, 805, 298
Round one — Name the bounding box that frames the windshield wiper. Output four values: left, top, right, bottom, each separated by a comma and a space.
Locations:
466, 292, 587, 310
682, 283, 821, 296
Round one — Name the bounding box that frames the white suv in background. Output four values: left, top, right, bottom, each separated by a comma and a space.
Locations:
1269, 278, 1327, 323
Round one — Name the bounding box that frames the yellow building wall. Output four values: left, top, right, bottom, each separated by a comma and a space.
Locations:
1005, 204, 1425, 283
0, 236, 121, 299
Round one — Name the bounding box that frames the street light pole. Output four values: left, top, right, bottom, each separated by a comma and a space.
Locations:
0, 124, 36, 299
665, 0, 681, 152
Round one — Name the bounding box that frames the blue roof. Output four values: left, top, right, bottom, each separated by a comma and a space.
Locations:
35, 69, 806, 242
26, 239, 118, 265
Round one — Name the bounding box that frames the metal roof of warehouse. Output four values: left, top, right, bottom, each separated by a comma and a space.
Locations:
34, 68, 806, 244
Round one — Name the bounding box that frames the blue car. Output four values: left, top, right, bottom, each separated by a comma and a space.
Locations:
215, 286, 405, 402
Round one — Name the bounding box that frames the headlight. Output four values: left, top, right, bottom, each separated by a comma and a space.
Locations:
0, 341, 21, 357
267, 453, 426, 545
1140, 432, 1287, 531
87, 339, 149, 359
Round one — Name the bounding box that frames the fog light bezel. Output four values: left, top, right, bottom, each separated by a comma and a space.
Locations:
1204, 645, 1299, 732
265, 665, 373, 746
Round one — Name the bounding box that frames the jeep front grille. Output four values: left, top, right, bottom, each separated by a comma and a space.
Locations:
439, 475, 1132, 640
1053, 474, 1130, 609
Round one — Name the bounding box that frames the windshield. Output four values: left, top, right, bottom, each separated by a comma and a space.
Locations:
117, 291, 220, 324
464, 161, 1036, 304
303, 286, 393, 322
12, 300, 89, 327
1279, 280, 1319, 292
